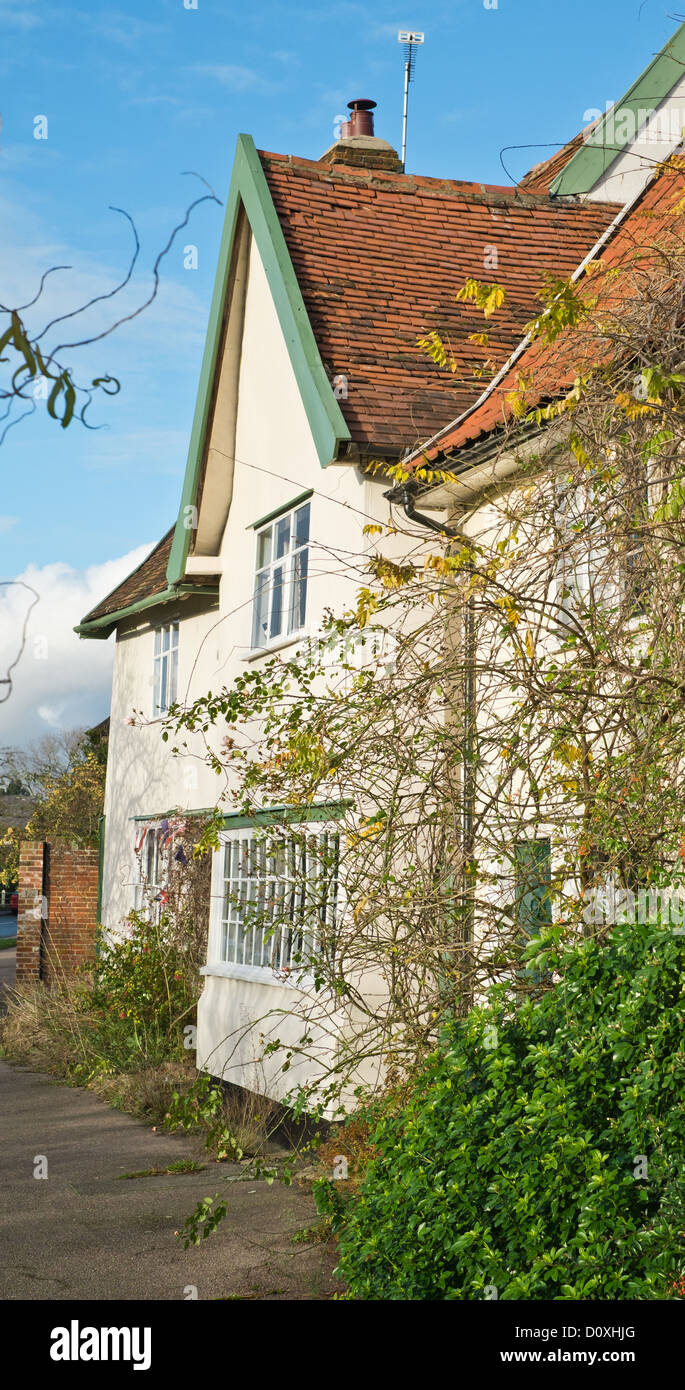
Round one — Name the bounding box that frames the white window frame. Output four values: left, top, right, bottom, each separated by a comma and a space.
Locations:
251, 500, 310, 652
553, 460, 659, 632
206, 822, 339, 986
153, 621, 179, 716
552, 482, 615, 631
132, 822, 177, 921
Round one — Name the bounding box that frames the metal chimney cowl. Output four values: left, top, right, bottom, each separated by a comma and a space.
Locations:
321, 98, 403, 172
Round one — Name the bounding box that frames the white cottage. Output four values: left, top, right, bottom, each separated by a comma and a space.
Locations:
77, 22, 685, 1101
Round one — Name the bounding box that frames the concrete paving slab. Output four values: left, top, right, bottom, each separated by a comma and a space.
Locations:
0, 1060, 339, 1301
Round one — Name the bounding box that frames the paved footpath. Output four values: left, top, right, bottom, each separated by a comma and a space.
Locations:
0, 967, 338, 1301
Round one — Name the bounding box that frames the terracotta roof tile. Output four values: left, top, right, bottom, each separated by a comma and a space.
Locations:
81, 529, 174, 624
417, 162, 685, 464
259, 151, 620, 453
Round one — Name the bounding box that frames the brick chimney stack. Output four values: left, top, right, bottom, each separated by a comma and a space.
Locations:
321, 99, 403, 173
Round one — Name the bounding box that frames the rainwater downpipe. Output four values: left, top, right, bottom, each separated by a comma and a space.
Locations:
385, 482, 476, 997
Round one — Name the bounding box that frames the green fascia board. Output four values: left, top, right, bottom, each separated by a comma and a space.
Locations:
166, 133, 351, 588
130, 807, 218, 821
130, 801, 349, 825
220, 801, 350, 830
550, 21, 685, 196
75, 583, 219, 640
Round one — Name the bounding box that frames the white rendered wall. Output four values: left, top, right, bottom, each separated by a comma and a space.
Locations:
101, 598, 225, 931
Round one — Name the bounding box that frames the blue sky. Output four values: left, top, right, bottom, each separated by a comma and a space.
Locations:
0, 0, 680, 742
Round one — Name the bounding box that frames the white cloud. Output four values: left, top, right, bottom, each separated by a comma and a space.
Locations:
0, 516, 17, 533
65, 7, 167, 48
193, 63, 277, 94
0, 186, 209, 369
0, 543, 151, 747
37, 702, 65, 727
0, 1, 41, 31
84, 426, 189, 477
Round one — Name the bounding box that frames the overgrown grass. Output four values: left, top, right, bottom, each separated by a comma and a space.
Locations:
117, 1159, 205, 1179
164, 1071, 284, 1160
0, 912, 201, 1125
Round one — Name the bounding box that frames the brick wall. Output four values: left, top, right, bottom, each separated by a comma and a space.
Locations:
15, 841, 46, 984
16, 841, 99, 986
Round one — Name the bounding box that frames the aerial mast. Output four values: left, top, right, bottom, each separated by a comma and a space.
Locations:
397, 30, 425, 172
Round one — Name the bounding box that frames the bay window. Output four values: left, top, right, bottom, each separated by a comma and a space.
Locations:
212, 825, 339, 977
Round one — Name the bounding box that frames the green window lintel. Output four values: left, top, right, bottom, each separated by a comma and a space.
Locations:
130, 800, 349, 828
248, 489, 313, 533
220, 801, 349, 830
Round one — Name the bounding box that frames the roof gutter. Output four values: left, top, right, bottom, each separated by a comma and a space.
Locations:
383, 478, 461, 537
401, 176, 653, 472
75, 583, 219, 640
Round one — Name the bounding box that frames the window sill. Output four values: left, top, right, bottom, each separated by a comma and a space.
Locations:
242, 629, 309, 663
201, 960, 313, 990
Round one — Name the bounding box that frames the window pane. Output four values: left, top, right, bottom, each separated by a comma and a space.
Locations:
168, 644, 178, 706
252, 569, 270, 648
162, 626, 170, 653
145, 830, 155, 884
270, 564, 284, 639
294, 502, 310, 549
263, 852, 275, 967
257, 527, 272, 570
275, 515, 290, 560
252, 839, 266, 967
160, 652, 168, 712
225, 906, 236, 963
154, 628, 161, 657
288, 547, 308, 633
514, 839, 552, 935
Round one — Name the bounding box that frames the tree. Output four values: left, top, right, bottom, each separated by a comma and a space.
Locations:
0, 729, 87, 798
0, 179, 220, 447
0, 727, 107, 889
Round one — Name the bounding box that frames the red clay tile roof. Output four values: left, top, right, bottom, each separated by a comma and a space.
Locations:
259, 151, 620, 454
81, 530, 174, 624
81, 149, 619, 630
413, 162, 685, 465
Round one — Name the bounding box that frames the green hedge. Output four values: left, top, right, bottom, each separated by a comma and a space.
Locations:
316, 919, 685, 1299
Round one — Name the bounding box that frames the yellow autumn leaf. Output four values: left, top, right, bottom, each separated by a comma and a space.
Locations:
456, 277, 506, 319
614, 391, 652, 419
